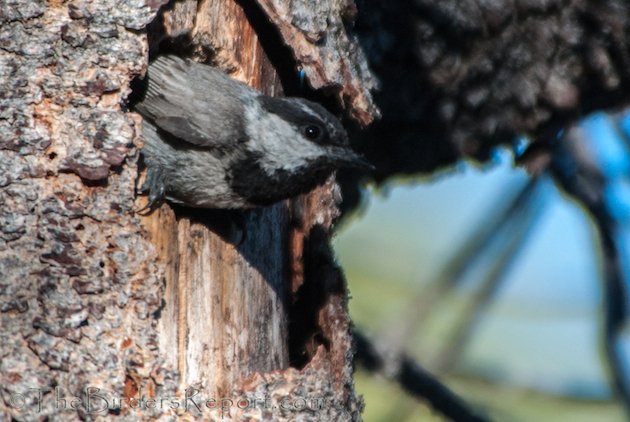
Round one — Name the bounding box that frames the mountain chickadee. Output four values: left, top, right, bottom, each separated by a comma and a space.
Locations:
135, 55, 371, 210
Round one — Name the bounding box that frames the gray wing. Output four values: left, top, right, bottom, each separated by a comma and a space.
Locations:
135, 55, 255, 147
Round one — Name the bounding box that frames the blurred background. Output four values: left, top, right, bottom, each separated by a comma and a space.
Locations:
335, 111, 630, 421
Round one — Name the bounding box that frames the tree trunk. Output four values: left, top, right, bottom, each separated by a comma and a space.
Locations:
0, 0, 375, 420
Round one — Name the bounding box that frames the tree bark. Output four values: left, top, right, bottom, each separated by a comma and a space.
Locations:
0, 0, 373, 420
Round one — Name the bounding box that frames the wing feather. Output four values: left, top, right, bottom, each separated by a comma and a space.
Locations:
136, 55, 253, 148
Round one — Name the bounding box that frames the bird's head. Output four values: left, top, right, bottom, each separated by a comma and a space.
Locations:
248, 96, 373, 174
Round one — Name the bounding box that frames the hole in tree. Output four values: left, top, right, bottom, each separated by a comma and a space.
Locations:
288, 225, 340, 368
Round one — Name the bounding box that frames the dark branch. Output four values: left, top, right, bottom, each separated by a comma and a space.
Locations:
550, 126, 630, 416
353, 329, 492, 422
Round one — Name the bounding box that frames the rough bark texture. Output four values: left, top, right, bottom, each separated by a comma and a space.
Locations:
1, 0, 369, 420
353, 0, 630, 183
0, 0, 180, 420
254, 0, 379, 125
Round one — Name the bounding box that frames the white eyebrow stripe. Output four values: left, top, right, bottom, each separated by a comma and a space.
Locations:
297, 101, 322, 120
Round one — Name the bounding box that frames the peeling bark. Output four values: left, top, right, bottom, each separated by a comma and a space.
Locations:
141, 0, 365, 419
254, 0, 379, 125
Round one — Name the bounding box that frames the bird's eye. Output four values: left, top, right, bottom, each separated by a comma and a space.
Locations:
303, 125, 322, 140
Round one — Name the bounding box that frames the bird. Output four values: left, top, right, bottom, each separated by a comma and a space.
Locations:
134, 55, 372, 211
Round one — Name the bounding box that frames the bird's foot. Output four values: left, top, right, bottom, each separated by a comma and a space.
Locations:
136, 166, 166, 214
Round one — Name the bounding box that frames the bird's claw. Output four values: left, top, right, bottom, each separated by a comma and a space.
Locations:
136, 166, 166, 214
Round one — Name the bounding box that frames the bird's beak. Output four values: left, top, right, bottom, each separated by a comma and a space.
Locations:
332, 147, 375, 171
